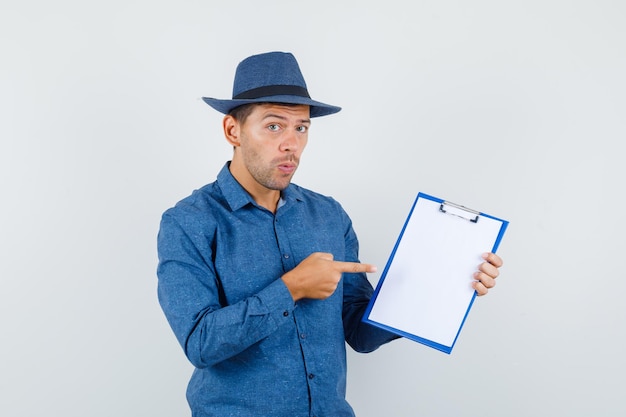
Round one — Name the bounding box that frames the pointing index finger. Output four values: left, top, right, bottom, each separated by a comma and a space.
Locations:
334, 261, 377, 274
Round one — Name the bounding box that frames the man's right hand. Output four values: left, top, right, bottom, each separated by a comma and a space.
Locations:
281, 252, 377, 301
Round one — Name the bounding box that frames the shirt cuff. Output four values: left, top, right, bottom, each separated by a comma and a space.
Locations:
256, 278, 296, 324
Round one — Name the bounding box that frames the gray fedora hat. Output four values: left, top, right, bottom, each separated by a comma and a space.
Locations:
202, 51, 341, 118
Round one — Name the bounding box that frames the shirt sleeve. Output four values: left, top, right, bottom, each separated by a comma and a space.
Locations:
156, 210, 296, 369
339, 209, 400, 353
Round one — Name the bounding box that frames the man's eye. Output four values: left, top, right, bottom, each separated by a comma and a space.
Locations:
268, 124, 280, 131
296, 126, 308, 133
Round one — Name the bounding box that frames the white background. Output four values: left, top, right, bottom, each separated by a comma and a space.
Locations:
1, 1, 624, 416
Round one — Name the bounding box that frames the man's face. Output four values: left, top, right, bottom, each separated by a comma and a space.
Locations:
236, 103, 310, 191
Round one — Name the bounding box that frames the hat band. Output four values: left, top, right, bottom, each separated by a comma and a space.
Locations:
233, 84, 310, 99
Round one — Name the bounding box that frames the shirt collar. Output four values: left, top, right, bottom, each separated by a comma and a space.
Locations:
216, 162, 303, 212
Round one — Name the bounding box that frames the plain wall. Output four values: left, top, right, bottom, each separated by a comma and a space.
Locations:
1, 1, 624, 416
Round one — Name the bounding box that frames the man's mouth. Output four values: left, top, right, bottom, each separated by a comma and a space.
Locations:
277, 163, 297, 174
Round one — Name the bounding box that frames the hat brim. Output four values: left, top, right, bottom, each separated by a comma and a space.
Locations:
202, 95, 341, 118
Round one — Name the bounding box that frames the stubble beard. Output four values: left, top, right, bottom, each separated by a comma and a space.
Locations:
244, 151, 299, 191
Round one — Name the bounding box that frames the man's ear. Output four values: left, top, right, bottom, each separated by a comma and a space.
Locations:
223, 115, 241, 147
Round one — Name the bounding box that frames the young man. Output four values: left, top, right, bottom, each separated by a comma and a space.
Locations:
157, 51, 503, 417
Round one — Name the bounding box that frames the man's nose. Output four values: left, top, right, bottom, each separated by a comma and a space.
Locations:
279, 130, 298, 152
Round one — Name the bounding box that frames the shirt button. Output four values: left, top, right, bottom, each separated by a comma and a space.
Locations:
283, 311, 289, 317
308, 373, 315, 380
283, 254, 290, 259
300, 333, 306, 339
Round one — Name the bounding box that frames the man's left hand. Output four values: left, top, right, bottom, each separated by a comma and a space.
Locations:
473, 252, 503, 296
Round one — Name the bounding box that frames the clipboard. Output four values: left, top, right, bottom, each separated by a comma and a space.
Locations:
363, 192, 509, 354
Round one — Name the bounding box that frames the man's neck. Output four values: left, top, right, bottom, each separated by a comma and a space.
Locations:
228, 161, 281, 213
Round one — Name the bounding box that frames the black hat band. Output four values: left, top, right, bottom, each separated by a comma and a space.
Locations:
233, 84, 310, 100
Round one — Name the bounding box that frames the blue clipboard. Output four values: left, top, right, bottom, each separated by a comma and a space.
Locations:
363, 192, 509, 354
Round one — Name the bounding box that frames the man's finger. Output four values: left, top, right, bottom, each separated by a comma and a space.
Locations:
482, 252, 503, 268
333, 261, 377, 274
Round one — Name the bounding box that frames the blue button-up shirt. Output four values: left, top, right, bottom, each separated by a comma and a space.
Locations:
157, 163, 396, 417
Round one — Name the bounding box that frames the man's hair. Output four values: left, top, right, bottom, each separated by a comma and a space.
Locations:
228, 103, 257, 125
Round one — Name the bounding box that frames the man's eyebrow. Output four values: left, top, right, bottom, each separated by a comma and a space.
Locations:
262, 113, 311, 124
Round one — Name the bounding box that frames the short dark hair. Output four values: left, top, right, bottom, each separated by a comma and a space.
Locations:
228, 103, 257, 125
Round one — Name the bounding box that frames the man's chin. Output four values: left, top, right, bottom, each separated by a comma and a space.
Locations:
269, 177, 293, 191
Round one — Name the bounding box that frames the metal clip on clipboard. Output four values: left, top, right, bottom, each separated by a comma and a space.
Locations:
439, 201, 480, 223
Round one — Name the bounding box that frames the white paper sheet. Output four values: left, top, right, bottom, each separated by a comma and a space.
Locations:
365, 194, 507, 353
